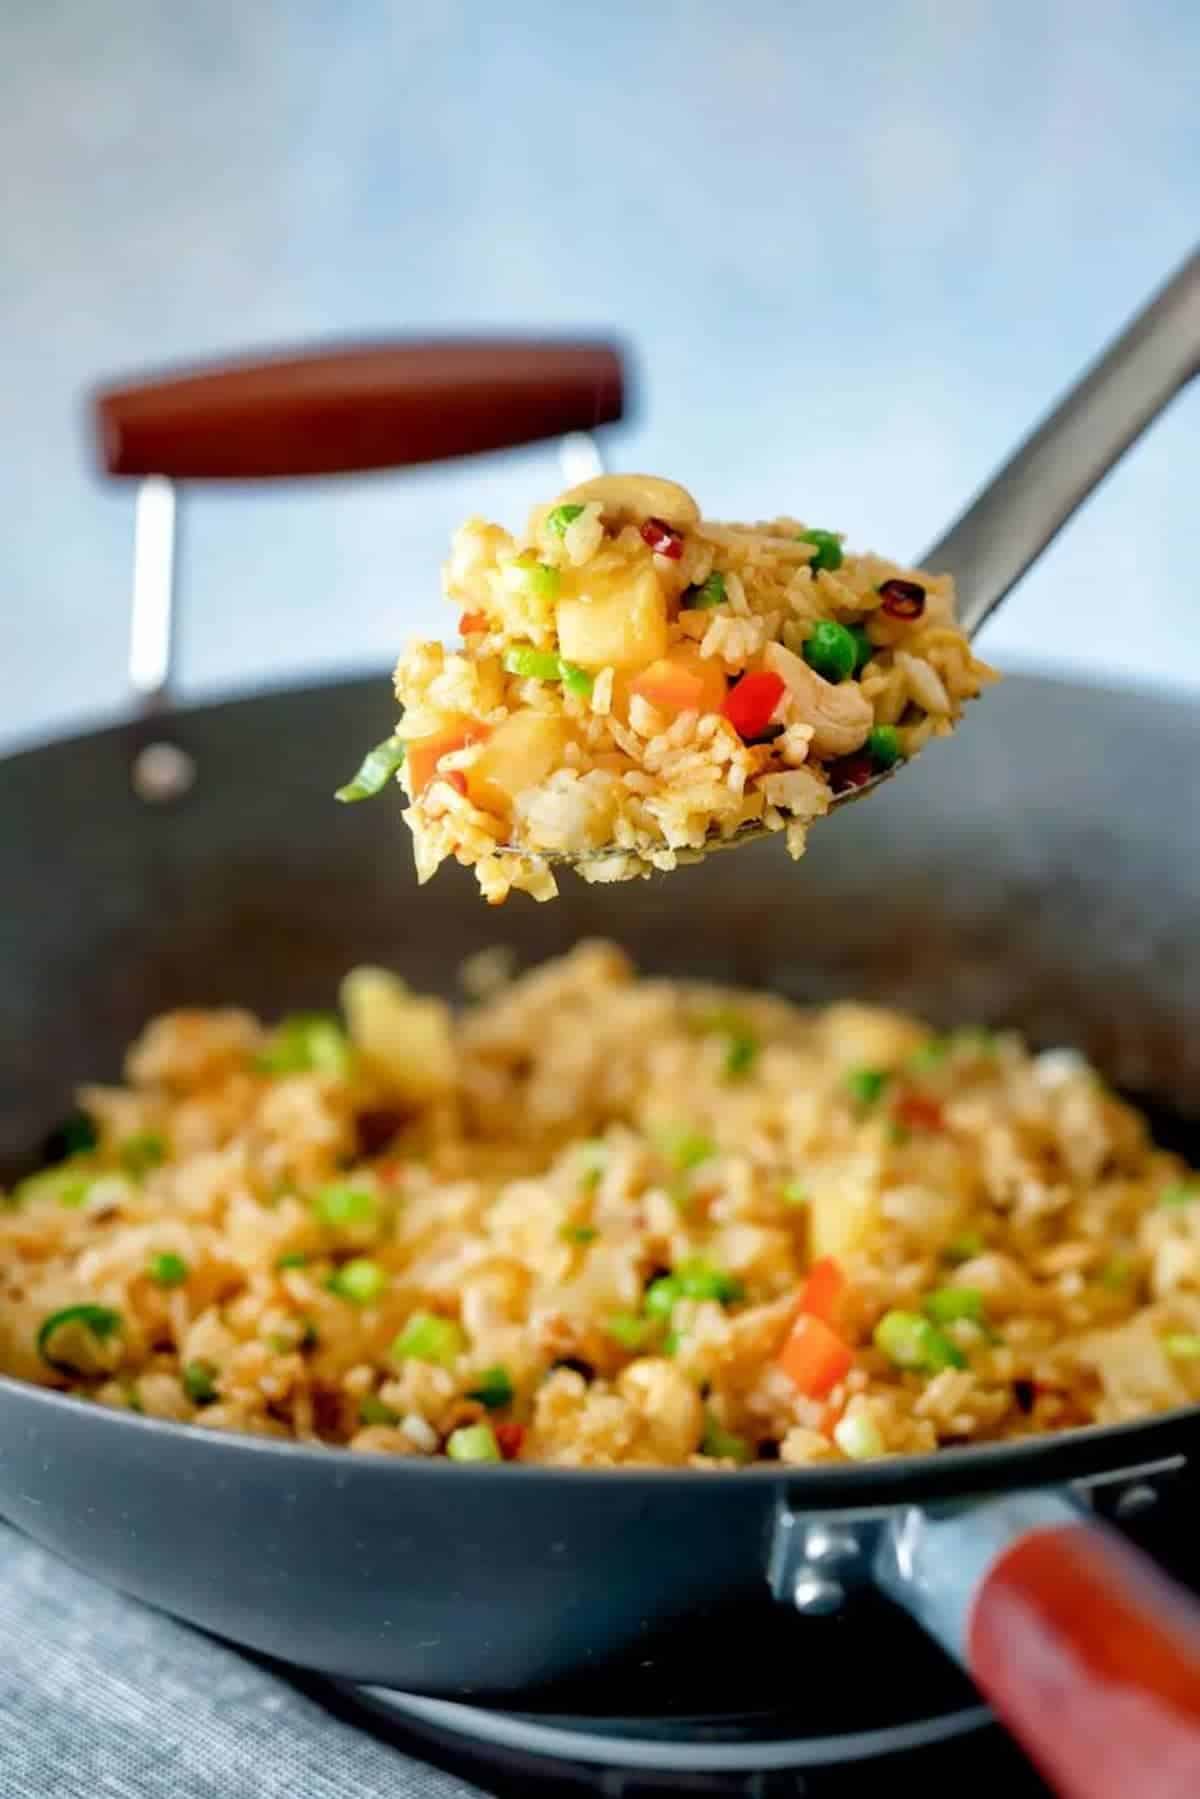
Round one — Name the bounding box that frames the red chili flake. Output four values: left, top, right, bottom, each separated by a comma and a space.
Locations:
879, 578, 926, 620
721, 670, 785, 739
639, 516, 685, 560
829, 752, 875, 793
445, 770, 469, 796
495, 1421, 525, 1460
894, 1093, 944, 1133
458, 610, 488, 635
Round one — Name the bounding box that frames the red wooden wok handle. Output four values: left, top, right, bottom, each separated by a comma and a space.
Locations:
93, 339, 625, 480
969, 1522, 1200, 1798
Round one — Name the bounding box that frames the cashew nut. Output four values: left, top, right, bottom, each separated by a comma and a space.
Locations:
763, 642, 873, 757
553, 473, 701, 531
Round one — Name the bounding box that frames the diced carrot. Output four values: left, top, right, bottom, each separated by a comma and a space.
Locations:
495, 1421, 525, 1460
894, 1093, 944, 1133
629, 647, 727, 719
405, 719, 491, 798
798, 1256, 846, 1326
777, 1313, 854, 1398
459, 610, 488, 636
444, 770, 468, 796
722, 670, 786, 740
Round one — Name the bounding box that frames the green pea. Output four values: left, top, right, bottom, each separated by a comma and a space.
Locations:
867, 725, 901, 769
802, 620, 858, 684
797, 529, 843, 573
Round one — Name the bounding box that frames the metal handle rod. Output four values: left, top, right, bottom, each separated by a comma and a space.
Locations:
921, 247, 1200, 637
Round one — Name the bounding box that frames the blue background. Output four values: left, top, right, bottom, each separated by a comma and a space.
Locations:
3, 0, 1196, 749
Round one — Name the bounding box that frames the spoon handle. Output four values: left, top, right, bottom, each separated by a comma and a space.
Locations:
922, 248, 1200, 638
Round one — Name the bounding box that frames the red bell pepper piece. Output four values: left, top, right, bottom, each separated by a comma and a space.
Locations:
721, 671, 785, 740
495, 1421, 525, 1460
894, 1092, 944, 1133
777, 1313, 854, 1398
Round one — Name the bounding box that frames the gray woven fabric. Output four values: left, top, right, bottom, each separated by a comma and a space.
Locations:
0, 1526, 484, 1798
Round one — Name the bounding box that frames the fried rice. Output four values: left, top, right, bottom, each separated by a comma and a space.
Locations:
340, 474, 996, 904
4, 943, 1200, 1469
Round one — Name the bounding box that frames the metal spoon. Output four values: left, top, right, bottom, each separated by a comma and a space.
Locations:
503, 247, 1200, 864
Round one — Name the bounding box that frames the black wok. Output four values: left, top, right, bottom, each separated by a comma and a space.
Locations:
3, 330, 1200, 1798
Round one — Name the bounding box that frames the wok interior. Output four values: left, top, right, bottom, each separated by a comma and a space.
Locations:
5, 669, 1200, 1175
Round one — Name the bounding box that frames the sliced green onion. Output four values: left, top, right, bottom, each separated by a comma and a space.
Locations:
874, 1309, 965, 1372
560, 661, 594, 697
504, 645, 563, 681
560, 1223, 598, 1245
313, 1183, 377, 1229
327, 1257, 387, 1304
1100, 1255, 1133, 1291
121, 1132, 166, 1178
848, 622, 874, 672
644, 1275, 683, 1320
724, 1030, 759, 1079
942, 1231, 984, 1265
867, 724, 901, 769
701, 1411, 751, 1462
662, 1329, 682, 1357
335, 733, 407, 804
910, 1036, 951, 1072
546, 503, 585, 537
607, 1312, 656, 1351
257, 1014, 353, 1077
845, 1067, 888, 1107
182, 1359, 219, 1404
467, 1365, 514, 1410
802, 619, 857, 683
37, 1304, 123, 1375
276, 1251, 309, 1270
148, 1252, 188, 1288
1160, 1184, 1200, 1209
504, 554, 561, 600
833, 1410, 885, 1461
1163, 1333, 1200, 1359
782, 1181, 808, 1208
924, 1286, 985, 1325
392, 1311, 465, 1367
446, 1422, 501, 1462
675, 1259, 744, 1305
653, 1126, 715, 1171
577, 1139, 608, 1188
688, 571, 727, 609
14, 1168, 95, 1209
358, 1394, 399, 1426
796, 529, 844, 573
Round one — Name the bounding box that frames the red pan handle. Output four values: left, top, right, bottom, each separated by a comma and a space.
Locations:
93, 339, 625, 480
969, 1521, 1200, 1799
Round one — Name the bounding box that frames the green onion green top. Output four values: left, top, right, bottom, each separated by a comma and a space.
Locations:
276, 1251, 309, 1270
312, 1183, 377, 1229
845, 1067, 888, 1107
546, 502, 585, 537
120, 1133, 166, 1178
644, 1275, 683, 1320
782, 1181, 808, 1207
1163, 1333, 1200, 1359
867, 725, 901, 769
335, 733, 407, 804
653, 1126, 716, 1171
37, 1304, 123, 1374
182, 1359, 218, 1404
688, 571, 727, 609
675, 1259, 744, 1304
802, 619, 858, 683
607, 1312, 656, 1351
327, 1257, 387, 1304
796, 529, 844, 572
560, 661, 593, 697
910, 1036, 951, 1072
148, 1252, 188, 1288
392, 1311, 465, 1367
1160, 1183, 1199, 1208
14, 1168, 94, 1209
446, 1422, 501, 1462
873, 1309, 966, 1372
467, 1365, 514, 1410
923, 1286, 985, 1325
560, 1223, 598, 1245
701, 1411, 751, 1462
942, 1230, 984, 1264
257, 1014, 353, 1077
504, 645, 563, 681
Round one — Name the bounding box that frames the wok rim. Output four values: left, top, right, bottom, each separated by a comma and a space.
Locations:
2, 1371, 1191, 1507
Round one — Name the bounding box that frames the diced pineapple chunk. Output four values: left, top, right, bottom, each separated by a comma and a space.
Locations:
556, 564, 669, 672
340, 967, 456, 1102
465, 712, 575, 816
808, 1160, 882, 1260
